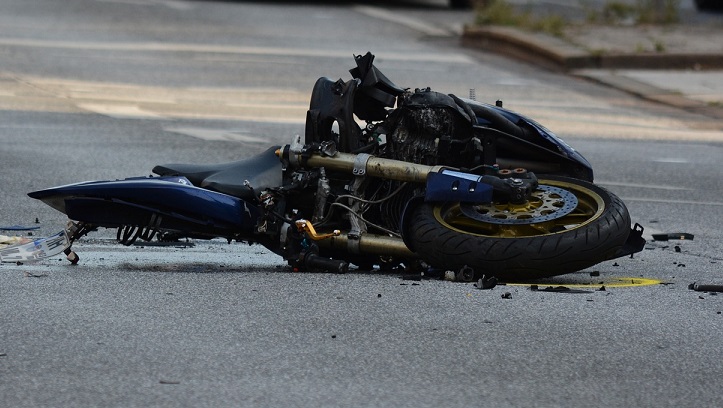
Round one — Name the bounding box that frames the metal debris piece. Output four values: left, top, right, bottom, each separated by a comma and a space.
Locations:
501, 292, 512, 299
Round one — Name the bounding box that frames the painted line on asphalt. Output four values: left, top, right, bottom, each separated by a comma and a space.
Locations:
164, 127, 269, 143
652, 158, 690, 163
352, 5, 452, 37
508, 277, 663, 288
94, 0, 194, 10
0, 38, 475, 64
596, 181, 693, 191
77, 103, 165, 119
621, 197, 723, 206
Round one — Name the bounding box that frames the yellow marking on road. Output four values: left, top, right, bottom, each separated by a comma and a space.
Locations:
508, 277, 662, 288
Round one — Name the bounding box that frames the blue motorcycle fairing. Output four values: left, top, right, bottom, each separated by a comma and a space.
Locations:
425, 171, 494, 203
28, 176, 259, 236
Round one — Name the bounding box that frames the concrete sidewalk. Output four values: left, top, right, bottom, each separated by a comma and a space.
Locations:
462, 23, 723, 121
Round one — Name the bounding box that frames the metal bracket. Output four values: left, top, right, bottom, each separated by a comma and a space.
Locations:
353, 153, 371, 176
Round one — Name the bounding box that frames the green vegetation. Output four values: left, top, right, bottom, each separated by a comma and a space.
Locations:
474, 0, 568, 37
587, 0, 680, 25
475, 0, 681, 36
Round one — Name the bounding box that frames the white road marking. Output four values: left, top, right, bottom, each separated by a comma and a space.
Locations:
595, 181, 693, 191
353, 5, 452, 37
652, 158, 690, 164
164, 127, 268, 143
621, 197, 723, 206
94, 0, 194, 10
1, 74, 310, 122
0, 38, 475, 64
77, 103, 165, 119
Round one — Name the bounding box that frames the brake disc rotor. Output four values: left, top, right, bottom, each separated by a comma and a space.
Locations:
459, 185, 578, 225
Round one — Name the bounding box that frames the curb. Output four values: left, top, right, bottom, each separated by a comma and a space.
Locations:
574, 70, 723, 120
461, 26, 723, 71
461, 26, 723, 120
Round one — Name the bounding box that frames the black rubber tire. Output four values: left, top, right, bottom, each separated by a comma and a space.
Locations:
406, 176, 632, 281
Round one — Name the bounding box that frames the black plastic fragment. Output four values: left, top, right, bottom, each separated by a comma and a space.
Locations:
652, 232, 694, 241
688, 283, 723, 293
531, 285, 593, 294
475, 275, 498, 290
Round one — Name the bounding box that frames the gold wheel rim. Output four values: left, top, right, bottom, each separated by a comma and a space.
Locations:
434, 179, 605, 238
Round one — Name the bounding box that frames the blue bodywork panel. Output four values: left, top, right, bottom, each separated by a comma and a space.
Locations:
425, 172, 493, 203
28, 176, 259, 236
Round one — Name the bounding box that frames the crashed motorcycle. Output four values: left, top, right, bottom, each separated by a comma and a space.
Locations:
24, 52, 644, 281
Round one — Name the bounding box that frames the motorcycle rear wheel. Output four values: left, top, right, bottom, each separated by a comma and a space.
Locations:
407, 176, 631, 281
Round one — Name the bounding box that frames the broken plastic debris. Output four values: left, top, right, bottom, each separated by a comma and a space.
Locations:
0, 235, 32, 248
0, 225, 40, 231
652, 233, 694, 241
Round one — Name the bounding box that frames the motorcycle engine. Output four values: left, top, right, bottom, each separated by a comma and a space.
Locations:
387, 88, 474, 167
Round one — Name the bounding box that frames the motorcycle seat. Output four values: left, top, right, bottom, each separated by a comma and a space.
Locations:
152, 146, 282, 200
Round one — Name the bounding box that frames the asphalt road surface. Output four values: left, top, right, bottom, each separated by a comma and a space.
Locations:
1, 1, 722, 407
